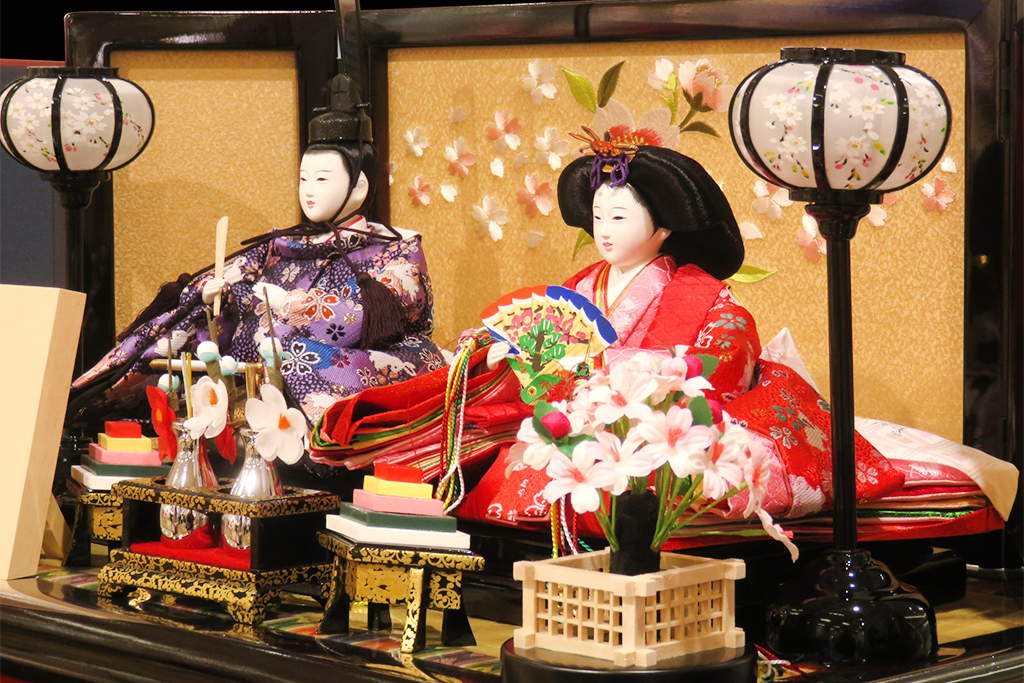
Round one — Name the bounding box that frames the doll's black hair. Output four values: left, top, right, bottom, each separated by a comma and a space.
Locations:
557, 146, 744, 280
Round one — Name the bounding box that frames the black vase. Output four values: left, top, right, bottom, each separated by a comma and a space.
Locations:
608, 490, 662, 576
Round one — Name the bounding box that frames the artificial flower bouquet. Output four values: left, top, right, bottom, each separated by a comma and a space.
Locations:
510, 347, 797, 573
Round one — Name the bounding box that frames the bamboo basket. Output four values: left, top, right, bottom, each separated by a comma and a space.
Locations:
513, 549, 745, 667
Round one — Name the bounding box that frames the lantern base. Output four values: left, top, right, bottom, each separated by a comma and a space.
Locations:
40, 169, 109, 210
763, 549, 937, 667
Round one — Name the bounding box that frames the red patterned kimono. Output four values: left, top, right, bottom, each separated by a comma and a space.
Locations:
457, 256, 905, 533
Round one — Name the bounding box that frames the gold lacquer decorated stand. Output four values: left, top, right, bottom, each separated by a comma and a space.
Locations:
317, 530, 484, 653
65, 477, 123, 564
97, 479, 339, 624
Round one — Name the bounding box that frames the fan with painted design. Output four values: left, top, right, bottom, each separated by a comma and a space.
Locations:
481, 285, 617, 403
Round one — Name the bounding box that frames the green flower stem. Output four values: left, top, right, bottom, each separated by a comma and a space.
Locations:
612, 417, 630, 440
657, 466, 670, 517
652, 474, 705, 549
677, 106, 698, 132
598, 494, 619, 550
670, 483, 750, 536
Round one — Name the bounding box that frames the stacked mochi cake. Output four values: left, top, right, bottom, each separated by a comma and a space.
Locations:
325, 463, 470, 550
71, 421, 170, 491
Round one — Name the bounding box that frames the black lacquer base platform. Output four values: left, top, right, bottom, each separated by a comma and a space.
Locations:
499, 638, 757, 683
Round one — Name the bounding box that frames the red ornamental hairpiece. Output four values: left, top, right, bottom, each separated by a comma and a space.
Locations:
568, 126, 639, 189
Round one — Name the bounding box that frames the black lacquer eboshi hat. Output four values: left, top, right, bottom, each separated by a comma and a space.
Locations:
557, 129, 745, 280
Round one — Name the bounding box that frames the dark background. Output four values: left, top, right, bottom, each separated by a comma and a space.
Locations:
0, 2, 531, 62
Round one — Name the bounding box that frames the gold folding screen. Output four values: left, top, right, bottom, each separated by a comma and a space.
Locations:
106, 34, 965, 442
110, 50, 301, 333
385, 33, 966, 441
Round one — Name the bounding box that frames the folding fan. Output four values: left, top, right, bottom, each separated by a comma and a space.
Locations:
481, 285, 617, 402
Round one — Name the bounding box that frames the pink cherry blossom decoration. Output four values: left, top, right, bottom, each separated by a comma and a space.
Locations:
516, 174, 554, 218
485, 111, 523, 153
443, 138, 476, 178
407, 176, 432, 207
921, 176, 955, 213
797, 215, 827, 263
678, 58, 736, 113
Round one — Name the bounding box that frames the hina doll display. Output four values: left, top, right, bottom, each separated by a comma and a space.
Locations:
458, 138, 906, 531
69, 75, 444, 448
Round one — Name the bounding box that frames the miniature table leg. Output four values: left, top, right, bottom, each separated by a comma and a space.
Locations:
65, 502, 94, 567
400, 566, 428, 654
441, 603, 476, 647
367, 602, 393, 631
318, 556, 350, 635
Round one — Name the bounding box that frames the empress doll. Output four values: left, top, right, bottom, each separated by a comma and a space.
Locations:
460, 142, 905, 530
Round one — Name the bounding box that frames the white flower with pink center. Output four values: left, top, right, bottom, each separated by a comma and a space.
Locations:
587, 362, 656, 427
698, 424, 750, 500
635, 405, 715, 476
742, 439, 771, 516
516, 417, 562, 470
542, 445, 617, 514
585, 431, 655, 495
654, 354, 713, 402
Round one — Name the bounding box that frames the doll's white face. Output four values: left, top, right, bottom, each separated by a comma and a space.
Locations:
299, 151, 369, 223
592, 183, 670, 269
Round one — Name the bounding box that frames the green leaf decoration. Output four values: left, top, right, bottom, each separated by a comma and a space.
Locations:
681, 121, 720, 137
729, 264, 776, 284
688, 396, 714, 427
597, 60, 625, 108
690, 91, 713, 113
693, 354, 720, 378
572, 229, 595, 260
562, 67, 597, 113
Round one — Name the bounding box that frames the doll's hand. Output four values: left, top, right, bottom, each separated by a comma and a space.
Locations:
201, 277, 227, 304
485, 341, 513, 371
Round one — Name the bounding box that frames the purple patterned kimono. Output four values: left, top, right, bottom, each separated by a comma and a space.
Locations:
71, 224, 445, 428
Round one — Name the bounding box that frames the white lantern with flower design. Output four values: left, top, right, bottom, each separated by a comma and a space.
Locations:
731, 47, 949, 201
1, 67, 154, 201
